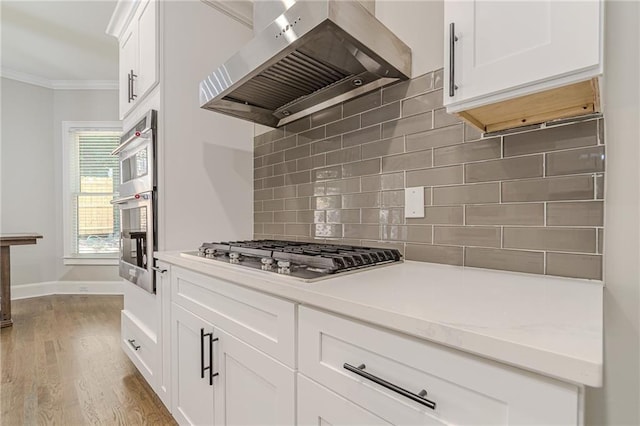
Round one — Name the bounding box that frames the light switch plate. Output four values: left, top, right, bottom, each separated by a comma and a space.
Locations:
405, 187, 425, 218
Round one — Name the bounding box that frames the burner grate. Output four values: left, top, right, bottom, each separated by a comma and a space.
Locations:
198, 239, 402, 274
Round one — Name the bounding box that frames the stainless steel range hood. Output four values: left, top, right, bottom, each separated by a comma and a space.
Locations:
199, 0, 412, 128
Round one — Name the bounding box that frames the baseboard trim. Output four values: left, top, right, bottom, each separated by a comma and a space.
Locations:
11, 281, 124, 300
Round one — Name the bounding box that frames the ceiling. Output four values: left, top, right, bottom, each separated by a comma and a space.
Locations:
1, 1, 119, 84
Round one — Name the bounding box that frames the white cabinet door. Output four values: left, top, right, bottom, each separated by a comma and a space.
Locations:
116, 0, 158, 119
214, 329, 295, 426
171, 303, 216, 426
298, 375, 393, 426
444, 0, 601, 108
135, 0, 158, 99
119, 27, 137, 119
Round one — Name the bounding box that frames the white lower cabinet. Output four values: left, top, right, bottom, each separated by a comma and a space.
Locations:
121, 310, 157, 388
155, 263, 585, 425
171, 299, 295, 426
299, 306, 581, 425
298, 375, 392, 426
171, 303, 215, 426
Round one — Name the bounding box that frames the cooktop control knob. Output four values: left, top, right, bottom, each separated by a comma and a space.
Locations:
277, 260, 291, 275
229, 252, 241, 264
261, 258, 274, 270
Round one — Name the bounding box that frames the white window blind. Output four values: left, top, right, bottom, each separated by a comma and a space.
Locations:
67, 128, 121, 256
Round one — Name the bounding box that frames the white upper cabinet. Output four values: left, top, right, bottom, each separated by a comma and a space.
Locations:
118, 27, 137, 120
110, 0, 159, 119
136, 0, 158, 100
444, 0, 603, 132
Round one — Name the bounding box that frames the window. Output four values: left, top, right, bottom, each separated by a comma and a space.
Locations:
63, 121, 121, 265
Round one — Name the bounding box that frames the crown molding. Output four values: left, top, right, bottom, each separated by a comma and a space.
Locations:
106, 0, 140, 38
1, 68, 118, 90
52, 80, 119, 90
201, 0, 253, 29
1, 68, 52, 88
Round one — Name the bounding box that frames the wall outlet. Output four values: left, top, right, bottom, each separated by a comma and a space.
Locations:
405, 187, 425, 218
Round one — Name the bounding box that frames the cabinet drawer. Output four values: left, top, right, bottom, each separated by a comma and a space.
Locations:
171, 266, 296, 368
121, 310, 157, 388
299, 307, 580, 425
298, 374, 393, 426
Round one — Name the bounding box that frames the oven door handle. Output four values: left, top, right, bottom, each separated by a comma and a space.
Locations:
111, 128, 151, 156
110, 194, 140, 205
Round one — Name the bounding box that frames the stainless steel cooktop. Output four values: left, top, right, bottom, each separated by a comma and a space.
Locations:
182, 240, 403, 281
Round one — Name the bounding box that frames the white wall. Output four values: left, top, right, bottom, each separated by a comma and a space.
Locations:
1, 78, 57, 285
585, 1, 640, 424
0, 77, 120, 286
159, 1, 254, 251
376, 0, 444, 77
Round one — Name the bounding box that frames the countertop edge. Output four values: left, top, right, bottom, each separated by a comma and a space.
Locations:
155, 251, 603, 387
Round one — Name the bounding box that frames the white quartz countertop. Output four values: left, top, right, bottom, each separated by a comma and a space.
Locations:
155, 251, 603, 387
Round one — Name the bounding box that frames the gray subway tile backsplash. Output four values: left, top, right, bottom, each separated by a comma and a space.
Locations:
546, 252, 602, 280
344, 91, 382, 117
326, 115, 360, 137
362, 102, 401, 127
546, 201, 604, 226
343, 125, 382, 147
465, 248, 545, 275
466, 203, 544, 226
434, 226, 501, 248
406, 165, 463, 187
433, 183, 500, 205
405, 244, 463, 266
382, 150, 432, 173
503, 227, 596, 253
406, 125, 464, 152
503, 120, 598, 157
434, 138, 501, 166
464, 155, 543, 183
545, 146, 605, 176
382, 112, 433, 139
402, 90, 443, 117
311, 136, 342, 155
253, 70, 605, 280
382, 72, 434, 104
362, 137, 405, 160
502, 175, 594, 202
311, 104, 342, 127
326, 146, 361, 166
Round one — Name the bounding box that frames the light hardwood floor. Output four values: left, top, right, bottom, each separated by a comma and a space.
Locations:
0, 295, 176, 425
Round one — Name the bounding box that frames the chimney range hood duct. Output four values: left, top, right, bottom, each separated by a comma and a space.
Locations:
199, 0, 412, 128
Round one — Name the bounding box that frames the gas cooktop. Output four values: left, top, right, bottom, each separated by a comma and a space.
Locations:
182, 240, 403, 281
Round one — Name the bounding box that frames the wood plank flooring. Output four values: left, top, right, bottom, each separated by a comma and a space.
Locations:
0, 295, 176, 425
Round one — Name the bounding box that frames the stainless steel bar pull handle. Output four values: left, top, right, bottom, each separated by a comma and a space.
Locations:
449, 22, 458, 97
130, 69, 138, 100
127, 339, 140, 351
343, 363, 436, 410
127, 71, 132, 103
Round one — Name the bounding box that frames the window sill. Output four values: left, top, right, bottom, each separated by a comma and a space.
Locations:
63, 256, 119, 266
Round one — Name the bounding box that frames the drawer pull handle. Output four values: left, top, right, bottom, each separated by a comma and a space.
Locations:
343, 363, 436, 410
127, 339, 141, 351
200, 328, 219, 386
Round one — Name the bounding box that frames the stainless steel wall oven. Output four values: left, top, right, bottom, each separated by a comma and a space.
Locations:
112, 110, 157, 293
